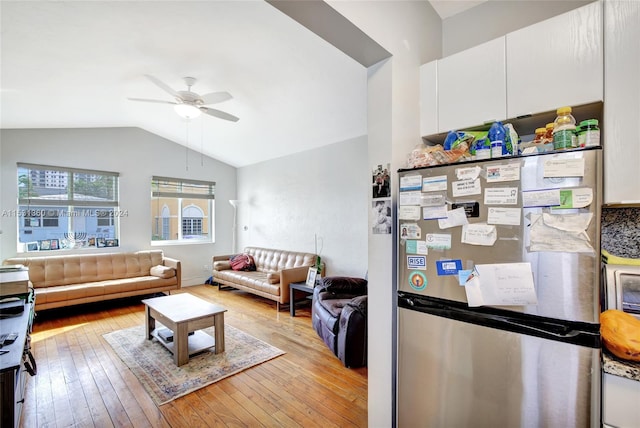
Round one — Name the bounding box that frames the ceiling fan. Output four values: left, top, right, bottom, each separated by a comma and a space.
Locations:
128, 75, 239, 122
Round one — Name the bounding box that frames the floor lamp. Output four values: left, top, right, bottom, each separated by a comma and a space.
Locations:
229, 200, 239, 254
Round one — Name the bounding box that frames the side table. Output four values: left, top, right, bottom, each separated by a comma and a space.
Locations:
289, 281, 315, 317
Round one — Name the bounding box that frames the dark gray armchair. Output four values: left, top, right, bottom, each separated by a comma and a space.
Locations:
311, 276, 367, 368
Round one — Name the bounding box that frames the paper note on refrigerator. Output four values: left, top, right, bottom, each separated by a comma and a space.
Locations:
461, 224, 497, 246
399, 205, 421, 220
438, 207, 469, 229
528, 212, 594, 253
464, 263, 537, 307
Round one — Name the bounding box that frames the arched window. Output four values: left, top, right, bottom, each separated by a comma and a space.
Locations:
182, 205, 204, 238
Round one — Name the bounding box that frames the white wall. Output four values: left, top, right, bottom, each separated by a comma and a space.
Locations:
0, 127, 237, 285
327, 1, 441, 426
236, 136, 368, 277
442, 0, 594, 56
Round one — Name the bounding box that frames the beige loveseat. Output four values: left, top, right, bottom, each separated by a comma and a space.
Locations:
212, 246, 318, 311
3, 250, 181, 311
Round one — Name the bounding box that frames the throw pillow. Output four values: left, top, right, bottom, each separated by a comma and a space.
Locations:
230, 254, 256, 271
150, 265, 176, 279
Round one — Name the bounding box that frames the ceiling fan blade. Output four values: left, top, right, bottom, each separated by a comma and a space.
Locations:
200, 91, 233, 105
200, 107, 239, 122
144, 74, 180, 98
127, 97, 176, 105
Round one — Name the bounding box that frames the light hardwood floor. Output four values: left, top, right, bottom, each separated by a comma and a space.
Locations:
20, 285, 368, 427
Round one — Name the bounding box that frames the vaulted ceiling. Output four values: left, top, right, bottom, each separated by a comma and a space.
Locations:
1, 1, 486, 168
1, 1, 367, 168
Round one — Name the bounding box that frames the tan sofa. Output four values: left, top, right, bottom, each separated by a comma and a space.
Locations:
3, 250, 181, 311
212, 246, 318, 311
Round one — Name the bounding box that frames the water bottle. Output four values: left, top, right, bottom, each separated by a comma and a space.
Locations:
488, 121, 506, 158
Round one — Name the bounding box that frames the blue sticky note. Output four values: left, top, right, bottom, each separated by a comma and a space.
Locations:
406, 240, 417, 254
436, 259, 462, 276
458, 269, 472, 285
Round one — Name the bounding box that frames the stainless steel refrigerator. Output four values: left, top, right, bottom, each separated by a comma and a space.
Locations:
396, 147, 602, 427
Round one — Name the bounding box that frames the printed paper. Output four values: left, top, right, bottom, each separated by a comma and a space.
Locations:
464, 263, 538, 307
528, 212, 594, 253
421, 193, 446, 207
438, 207, 469, 229
487, 207, 521, 226
461, 224, 497, 246
400, 223, 422, 239
455, 166, 482, 181
425, 233, 452, 250
486, 163, 521, 183
452, 178, 481, 197
423, 205, 448, 220
422, 175, 448, 192
407, 255, 427, 270
556, 188, 593, 209
484, 187, 519, 205
400, 175, 422, 191
522, 189, 561, 208
436, 259, 462, 276
407, 240, 429, 255
399, 205, 421, 220
399, 190, 422, 206
543, 158, 585, 178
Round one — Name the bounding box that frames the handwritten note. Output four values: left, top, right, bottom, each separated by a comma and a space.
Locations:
465, 263, 537, 307
461, 224, 497, 246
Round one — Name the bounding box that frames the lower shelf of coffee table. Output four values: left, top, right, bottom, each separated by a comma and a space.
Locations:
152, 327, 215, 356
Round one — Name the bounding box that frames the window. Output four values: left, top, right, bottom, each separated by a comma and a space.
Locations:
17, 163, 120, 251
151, 176, 214, 243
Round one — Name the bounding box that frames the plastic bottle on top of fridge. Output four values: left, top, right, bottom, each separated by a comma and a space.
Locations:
553, 106, 577, 150
488, 121, 506, 158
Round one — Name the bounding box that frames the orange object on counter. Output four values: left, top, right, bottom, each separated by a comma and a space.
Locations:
600, 309, 640, 362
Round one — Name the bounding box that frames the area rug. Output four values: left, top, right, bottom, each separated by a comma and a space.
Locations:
103, 324, 285, 405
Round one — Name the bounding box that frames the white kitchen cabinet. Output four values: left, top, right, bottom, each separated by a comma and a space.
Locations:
603, 0, 640, 205
437, 37, 506, 133
506, 1, 603, 118
419, 61, 438, 137
603, 373, 640, 428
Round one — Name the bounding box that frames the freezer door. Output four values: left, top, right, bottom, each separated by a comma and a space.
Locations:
397, 308, 601, 428
397, 148, 602, 323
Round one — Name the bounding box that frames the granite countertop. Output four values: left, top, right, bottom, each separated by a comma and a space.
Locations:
602, 349, 640, 382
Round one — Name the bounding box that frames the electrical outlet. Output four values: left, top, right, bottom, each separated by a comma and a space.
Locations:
203, 264, 212, 271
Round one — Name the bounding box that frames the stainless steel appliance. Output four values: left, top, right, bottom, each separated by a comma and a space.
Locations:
396, 147, 603, 427
603, 262, 640, 320
601, 260, 640, 427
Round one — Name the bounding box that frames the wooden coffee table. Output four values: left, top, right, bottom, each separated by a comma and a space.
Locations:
142, 293, 227, 366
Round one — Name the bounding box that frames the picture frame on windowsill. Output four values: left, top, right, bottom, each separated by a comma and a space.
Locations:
305, 267, 318, 288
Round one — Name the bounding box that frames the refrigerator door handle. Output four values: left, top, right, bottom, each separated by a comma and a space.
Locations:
401, 294, 600, 347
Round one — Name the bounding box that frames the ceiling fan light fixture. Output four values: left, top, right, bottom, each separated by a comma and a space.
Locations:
174, 103, 201, 119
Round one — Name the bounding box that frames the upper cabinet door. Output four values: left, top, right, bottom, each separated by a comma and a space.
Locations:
506, 1, 603, 118
438, 37, 507, 133
603, 0, 640, 204
420, 61, 438, 137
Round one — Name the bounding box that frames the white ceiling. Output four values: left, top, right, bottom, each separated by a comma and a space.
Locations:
0, 1, 367, 168
429, 0, 488, 19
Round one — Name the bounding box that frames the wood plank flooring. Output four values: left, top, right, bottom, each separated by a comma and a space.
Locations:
20, 285, 368, 427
